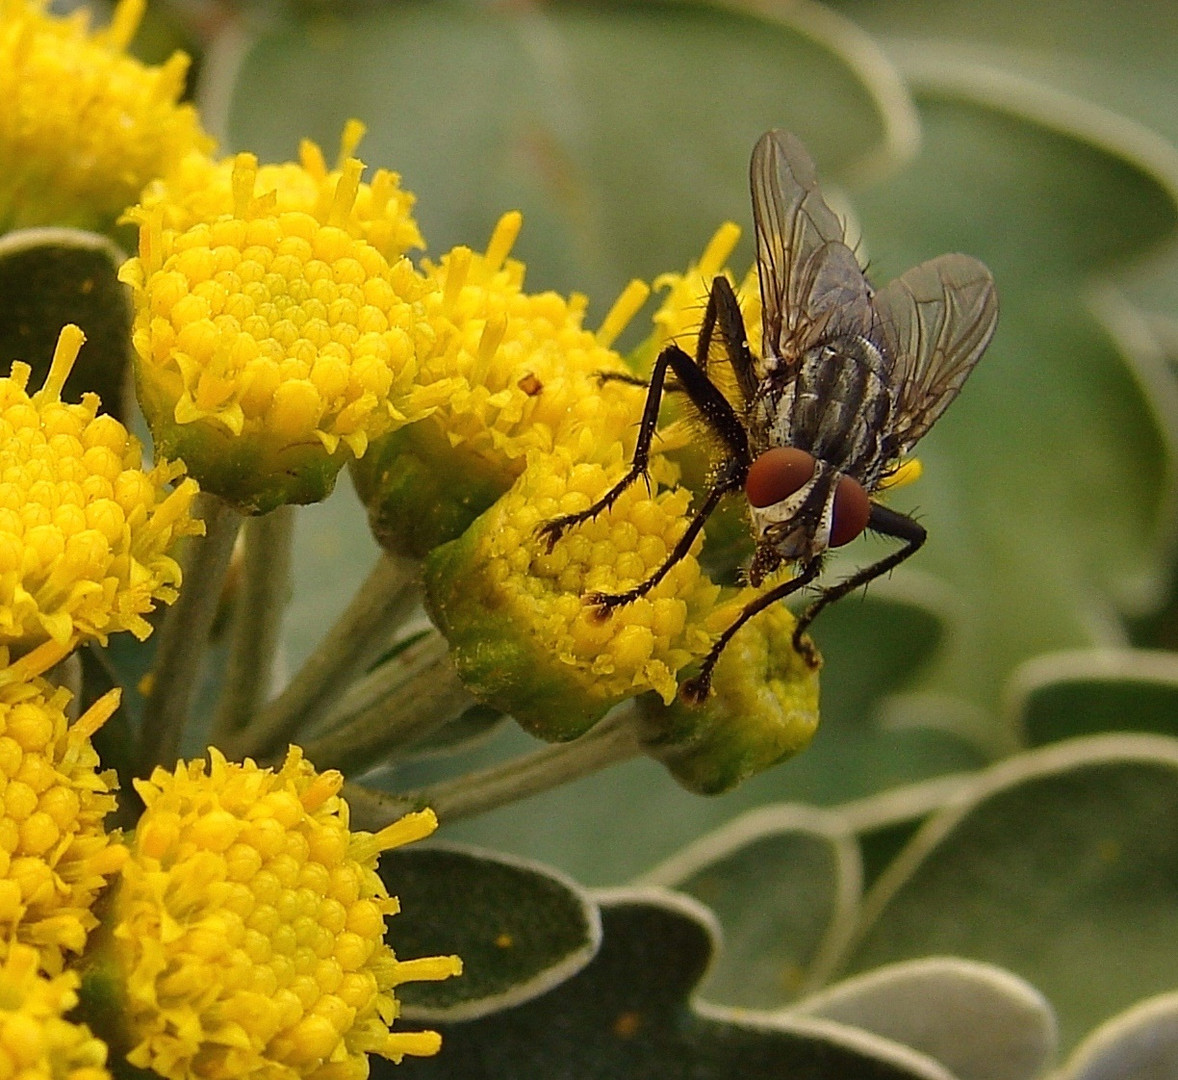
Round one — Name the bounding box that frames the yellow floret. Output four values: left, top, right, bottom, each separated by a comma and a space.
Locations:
105, 747, 460, 1080
0, 943, 111, 1080
134, 121, 422, 265
0, 0, 211, 231
0, 326, 202, 653
0, 659, 126, 974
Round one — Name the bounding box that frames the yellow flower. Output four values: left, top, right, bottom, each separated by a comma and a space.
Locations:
352, 212, 648, 557
88, 747, 460, 1080
0, 0, 210, 232
0, 943, 110, 1080
423, 445, 722, 739
415, 213, 642, 467
120, 136, 450, 514
134, 122, 422, 266
0, 325, 201, 654
0, 652, 126, 974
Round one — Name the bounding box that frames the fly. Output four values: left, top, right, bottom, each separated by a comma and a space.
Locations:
539, 129, 998, 703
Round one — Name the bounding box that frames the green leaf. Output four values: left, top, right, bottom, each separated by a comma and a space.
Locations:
841, 734, 1178, 1050
217, 0, 916, 316
793, 957, 1057, 1080
380, 844, 600, 1019
824, 0, 1178, 178
0, 227, 131, 418
1058, 991, 1178, 1080
641, 805, 860, 1007
1008, 648, 1178, 746
386, 888, 958, 1079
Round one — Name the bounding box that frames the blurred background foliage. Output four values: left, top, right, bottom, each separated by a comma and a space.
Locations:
102, 0, 1178, 1073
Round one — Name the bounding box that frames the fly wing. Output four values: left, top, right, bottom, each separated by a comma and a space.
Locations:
751, 130, 873, 374
872, 253, 998, 459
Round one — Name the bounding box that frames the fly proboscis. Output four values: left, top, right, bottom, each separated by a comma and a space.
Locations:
538, 129, 998, 703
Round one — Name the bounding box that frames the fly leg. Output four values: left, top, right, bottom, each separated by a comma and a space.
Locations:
536, 342, 685, 550
537, 324, 751, 549
700, 275, 760, 405
681, 559, 823, 704
791, 503, 926, 653
586, 461, 744, 613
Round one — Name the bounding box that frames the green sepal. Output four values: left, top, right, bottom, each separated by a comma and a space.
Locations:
351, 420, 514, 558
638, 607, 820, 794
136, 364, 348, 514
72, 885, 141, 1080
423, 525, 621, 740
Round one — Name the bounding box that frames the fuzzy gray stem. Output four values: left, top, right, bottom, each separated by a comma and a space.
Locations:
138, 494, 242, 773
229, 552, 420, 760
210, 506, 295, 745
303, 632, 473, 774
345, 705, 644, 829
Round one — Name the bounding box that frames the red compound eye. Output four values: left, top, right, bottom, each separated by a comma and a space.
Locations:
830, 474, 871, 547
745, 447, 816, 508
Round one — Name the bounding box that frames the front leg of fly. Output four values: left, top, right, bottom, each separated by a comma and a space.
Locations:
536, 343, 680, 551
791, 501, 926, 651
586, 456, 747, 615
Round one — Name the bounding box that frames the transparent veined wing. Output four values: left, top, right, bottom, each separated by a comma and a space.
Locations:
872, 253, 998, 459
750, 129, 873, 372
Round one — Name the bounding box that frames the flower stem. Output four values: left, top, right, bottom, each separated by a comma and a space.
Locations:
345, 705, 644, 829
210, 505, 295, 744
229, 552, 420, 761
302, 631, 473, 774
138, 494, 242, 773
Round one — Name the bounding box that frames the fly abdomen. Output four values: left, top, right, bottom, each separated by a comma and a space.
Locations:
785, 334, 894, 479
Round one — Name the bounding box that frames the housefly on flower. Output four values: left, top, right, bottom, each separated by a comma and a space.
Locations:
539, 129, 998, 703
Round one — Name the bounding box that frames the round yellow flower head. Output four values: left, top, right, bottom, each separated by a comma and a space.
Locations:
134, 122, 422, 266
353, 213, 648, 557
120, 133, 450, 514
424, 445, 724, 740
640, 600, 820, 794
93, 747, 460, 1080
0, 325, 201, 654
0, 655, 125, 974
0, 943, 110, 1080
0, 0, 211, 231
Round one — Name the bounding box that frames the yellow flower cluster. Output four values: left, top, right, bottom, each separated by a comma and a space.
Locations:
120, 136, 452, 513
0, 656, 125, 974
0, 943, 110, 1080
413, 213, 643, 471
105, 748, 460, 1080
424, 445, 722, 738
135, 123, 422, 266
0, 0, 210, 231
0, 326, 201, 653
351, 214, 650, 555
